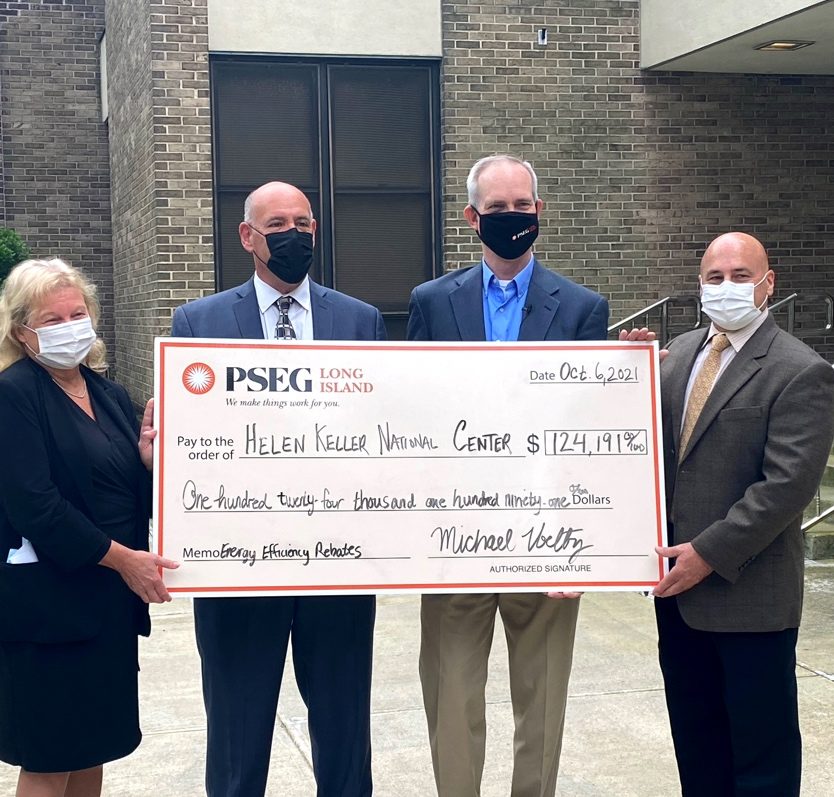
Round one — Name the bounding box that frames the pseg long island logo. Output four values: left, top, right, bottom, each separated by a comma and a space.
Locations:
180, 361, 374, 395
182, 362, 216, 394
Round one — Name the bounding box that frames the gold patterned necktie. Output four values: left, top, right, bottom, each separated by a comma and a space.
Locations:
680, 332, 732, 453
274, 296, 296, 340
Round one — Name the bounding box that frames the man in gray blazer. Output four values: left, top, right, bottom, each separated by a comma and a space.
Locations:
172, 181, 384, 797
654, 231, 834, 797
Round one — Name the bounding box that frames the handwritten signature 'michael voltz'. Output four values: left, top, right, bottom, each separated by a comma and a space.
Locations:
431, 522, 592, 563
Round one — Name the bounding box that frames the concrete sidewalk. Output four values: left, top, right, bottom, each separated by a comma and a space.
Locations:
2, 562, 833, 795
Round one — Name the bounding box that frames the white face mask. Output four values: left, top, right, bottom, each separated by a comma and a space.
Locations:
23, 317, 97, 370
700, 273, 769, 331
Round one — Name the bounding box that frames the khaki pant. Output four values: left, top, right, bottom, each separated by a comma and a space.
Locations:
419, 592, 579, 797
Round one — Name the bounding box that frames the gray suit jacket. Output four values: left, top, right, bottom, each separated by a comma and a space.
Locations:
661, 314, 834, 632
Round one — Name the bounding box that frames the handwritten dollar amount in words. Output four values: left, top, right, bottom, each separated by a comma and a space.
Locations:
526, 429, 648, 456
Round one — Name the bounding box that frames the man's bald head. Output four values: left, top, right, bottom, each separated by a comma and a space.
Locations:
244, 182, 313, 224
701, 232, 769, 277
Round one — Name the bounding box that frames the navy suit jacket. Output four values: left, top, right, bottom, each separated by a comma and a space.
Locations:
172, 276, 386, 342
407, 259, 609, 342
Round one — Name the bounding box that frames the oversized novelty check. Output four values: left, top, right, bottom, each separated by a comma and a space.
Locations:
153, 339, 667, 596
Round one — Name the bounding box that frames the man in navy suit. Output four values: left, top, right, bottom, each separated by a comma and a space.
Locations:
172, 181, 384, 797
408, 155, 609, 797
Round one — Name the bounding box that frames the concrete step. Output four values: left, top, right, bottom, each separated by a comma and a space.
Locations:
805, 519, 834, 560
803, 485, 834, 521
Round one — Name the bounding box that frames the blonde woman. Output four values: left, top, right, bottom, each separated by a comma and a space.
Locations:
0, 258, 177, 797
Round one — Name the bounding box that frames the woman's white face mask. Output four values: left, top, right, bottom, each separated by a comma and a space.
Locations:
23, 317, 96, 369
700, 273, 769, 331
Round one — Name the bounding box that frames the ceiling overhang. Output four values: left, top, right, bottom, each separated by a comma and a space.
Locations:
641, 0, 834, 74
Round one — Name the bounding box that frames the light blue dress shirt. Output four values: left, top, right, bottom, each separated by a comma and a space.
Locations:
481, 256, 534, 341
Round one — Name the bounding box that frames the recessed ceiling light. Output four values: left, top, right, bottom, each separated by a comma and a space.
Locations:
754, 40, 815, 51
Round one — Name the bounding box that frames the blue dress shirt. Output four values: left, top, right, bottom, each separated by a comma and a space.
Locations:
481, 256, 534, 341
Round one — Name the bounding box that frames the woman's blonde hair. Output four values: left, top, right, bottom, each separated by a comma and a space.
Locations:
0, 258, 107, 373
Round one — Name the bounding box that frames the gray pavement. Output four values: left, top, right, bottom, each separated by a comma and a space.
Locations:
3, 562, 833, 795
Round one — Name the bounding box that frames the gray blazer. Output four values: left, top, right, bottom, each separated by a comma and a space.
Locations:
660, 314, 834, 632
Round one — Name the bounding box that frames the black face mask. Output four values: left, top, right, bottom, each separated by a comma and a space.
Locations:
474, 210, 539, 260
250, 226, 314, 285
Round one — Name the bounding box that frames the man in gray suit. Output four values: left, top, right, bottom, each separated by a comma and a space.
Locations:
172, 181, 384, 797
654, 231, 834, 797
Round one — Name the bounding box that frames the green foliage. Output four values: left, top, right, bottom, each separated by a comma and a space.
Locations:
0, 228, 30, 286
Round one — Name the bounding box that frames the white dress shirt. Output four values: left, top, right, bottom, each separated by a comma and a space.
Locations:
253, 273, 314, 341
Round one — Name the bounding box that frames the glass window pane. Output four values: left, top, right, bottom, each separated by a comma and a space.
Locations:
214, 62, 319, 189
217, 191, 250, 291
330, 66, 431, 190
212, 58, 439, 304
333, 193, 432, 311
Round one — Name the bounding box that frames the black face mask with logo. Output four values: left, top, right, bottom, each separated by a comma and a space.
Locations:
250, 225, 314, 285
474, 210, 539, 261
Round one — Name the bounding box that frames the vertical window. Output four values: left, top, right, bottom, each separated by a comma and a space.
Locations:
212, 57, 441, 339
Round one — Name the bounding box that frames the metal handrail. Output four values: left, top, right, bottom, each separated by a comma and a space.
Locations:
802, 504, 834, 534
769, 293, 798, 311
767, 292, 834, 335
607, 295, 702, 345
769, 293, 798, 333
610, 291, 834, 342
607, 296, 677, 331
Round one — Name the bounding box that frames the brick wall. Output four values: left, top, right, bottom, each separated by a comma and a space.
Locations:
441, 1, 834, 356
5, 0, 833, 376
104, 0, 155, 395
0, 0, 113, 349
148, 0, 213, 352
104, 0, 213, 399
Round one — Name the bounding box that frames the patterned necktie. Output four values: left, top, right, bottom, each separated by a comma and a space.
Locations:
680, 332, 731, 453
274, 296, 297, 340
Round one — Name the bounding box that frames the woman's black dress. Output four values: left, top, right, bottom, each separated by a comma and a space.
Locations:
0, 389, 148, 772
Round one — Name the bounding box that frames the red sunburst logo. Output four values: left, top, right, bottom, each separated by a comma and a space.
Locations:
182, 362, 216, 395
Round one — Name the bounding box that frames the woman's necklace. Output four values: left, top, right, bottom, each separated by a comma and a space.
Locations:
51, 376, 88, 400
